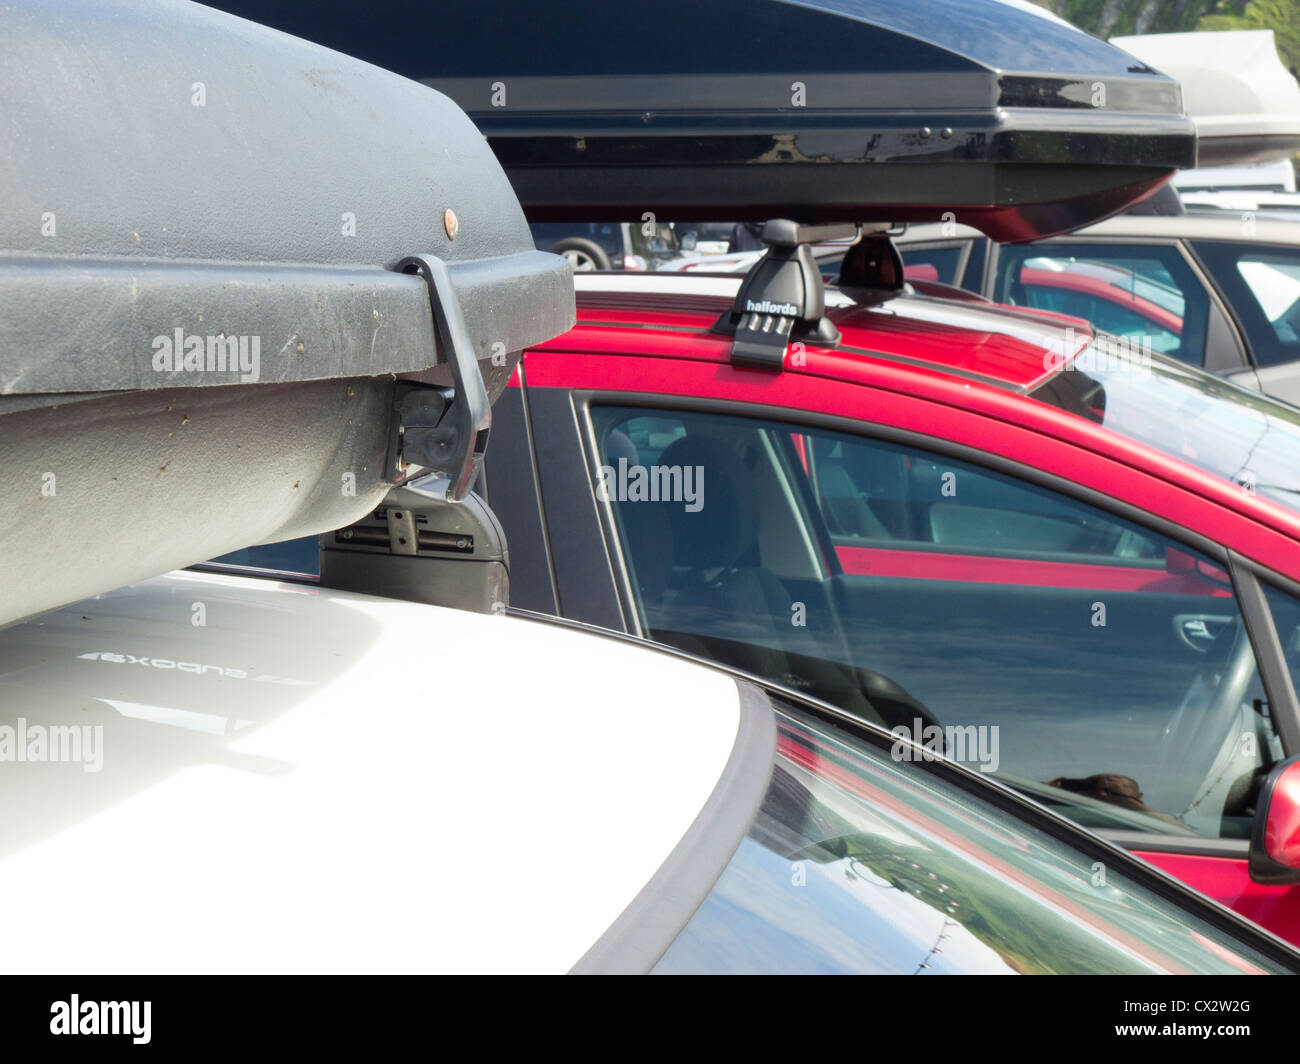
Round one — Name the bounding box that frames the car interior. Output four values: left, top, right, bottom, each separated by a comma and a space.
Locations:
595, 405, 1284, 840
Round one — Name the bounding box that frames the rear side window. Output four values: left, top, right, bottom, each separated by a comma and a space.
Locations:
992, 243, 1209, 368
1194, 242, 1300, 369
899, 244, 965, 286
594, 405, 1282, 841
1264, 582, 1300, 708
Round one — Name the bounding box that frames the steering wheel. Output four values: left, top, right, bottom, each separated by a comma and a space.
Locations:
1161, 618, 1259, 782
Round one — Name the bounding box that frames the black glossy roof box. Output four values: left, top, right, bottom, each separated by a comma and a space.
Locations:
0, 0, 574, 628
213, 0, 1197, 242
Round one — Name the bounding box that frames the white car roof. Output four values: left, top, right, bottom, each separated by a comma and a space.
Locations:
0, 570, 754, 973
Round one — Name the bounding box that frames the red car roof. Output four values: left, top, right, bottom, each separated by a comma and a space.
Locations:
544, 277, 1093, 393
523, 274, 1300, 560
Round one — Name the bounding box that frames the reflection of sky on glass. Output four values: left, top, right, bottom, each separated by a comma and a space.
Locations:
648, 707, 1286, 974
1078, 357, 1300, 512
654, 837, 1015, 974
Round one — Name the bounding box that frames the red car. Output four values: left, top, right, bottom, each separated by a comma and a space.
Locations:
478, 255, 1300, 946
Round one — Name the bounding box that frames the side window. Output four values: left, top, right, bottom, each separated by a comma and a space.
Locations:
898, 244, 965, 286
808, 433, 1163, 560
993, 243, 1209, 368
1264, 582, 1300, 707
594, 405, 1280, 841
1194, 242, 1300, 369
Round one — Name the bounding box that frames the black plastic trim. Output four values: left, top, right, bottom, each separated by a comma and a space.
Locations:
482, 373, 558, 615
1099, 831, 1249, 858
526, 386, 627, 631
835, 343, 1018, 391
1230, 553, 1300, 754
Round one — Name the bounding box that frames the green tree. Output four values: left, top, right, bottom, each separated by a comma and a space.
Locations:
1033, 0, 1225, 38
1199, 0, 1300, 78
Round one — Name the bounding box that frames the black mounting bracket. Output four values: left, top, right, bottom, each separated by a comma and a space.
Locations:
710, 220, 858, 369
387, 253, 492, 502
837, 231, 907, 292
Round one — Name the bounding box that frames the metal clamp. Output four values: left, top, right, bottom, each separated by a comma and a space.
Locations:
392, 253, 492, 502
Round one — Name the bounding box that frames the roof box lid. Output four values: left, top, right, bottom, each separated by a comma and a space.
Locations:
210, 0, 1196, 242
1111, 30, 1300, 166
0, 0, 574, 401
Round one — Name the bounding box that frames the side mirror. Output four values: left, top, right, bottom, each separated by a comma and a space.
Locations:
1249, 755, 1300, 885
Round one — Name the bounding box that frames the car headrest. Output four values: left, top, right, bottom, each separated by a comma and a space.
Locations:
658, 435, 759, 571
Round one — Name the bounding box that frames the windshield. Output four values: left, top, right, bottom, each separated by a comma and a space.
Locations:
655, 701, 1292, 974
1031, 346, 1300, 514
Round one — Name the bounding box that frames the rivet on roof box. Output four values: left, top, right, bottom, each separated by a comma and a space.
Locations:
212, 0, 1198, 241
0, 0, 575, 629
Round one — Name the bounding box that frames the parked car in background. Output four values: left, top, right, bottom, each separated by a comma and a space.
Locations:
892, 213, 1300, 406
530, 222, 680, 271
692, 208, 1300, 406
672, 222, 737, 258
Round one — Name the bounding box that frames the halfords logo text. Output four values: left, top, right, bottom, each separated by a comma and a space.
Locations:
745, 298, 799, 317
595, 457, 704, 512
152, 327, 260, 382
890, 717, 999, 773
51, 996, 150, 1045
1042, 328, 1152, 376
0, 718, 102, 773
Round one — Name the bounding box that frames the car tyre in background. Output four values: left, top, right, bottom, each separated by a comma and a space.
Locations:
550, 238, 611, 271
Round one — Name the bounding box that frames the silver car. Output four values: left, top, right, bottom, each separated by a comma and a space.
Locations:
895, 212, 1300, 406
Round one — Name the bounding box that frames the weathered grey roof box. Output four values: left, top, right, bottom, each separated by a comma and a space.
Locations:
0, 0, 574, 628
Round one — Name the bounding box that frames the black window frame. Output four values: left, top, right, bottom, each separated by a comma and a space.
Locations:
1190, 239, 1300, 370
